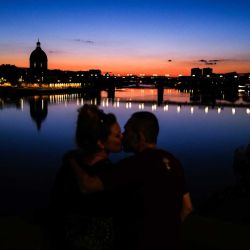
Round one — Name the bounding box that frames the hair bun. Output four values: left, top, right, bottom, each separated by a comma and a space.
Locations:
78, 104, 101, 123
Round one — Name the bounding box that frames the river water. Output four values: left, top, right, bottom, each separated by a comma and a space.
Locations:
0, 88, 250, 215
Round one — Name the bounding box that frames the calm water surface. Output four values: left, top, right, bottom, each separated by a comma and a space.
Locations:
0, 88, 250, 215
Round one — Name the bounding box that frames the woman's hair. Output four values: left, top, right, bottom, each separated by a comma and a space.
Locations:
75, 104, 117, 153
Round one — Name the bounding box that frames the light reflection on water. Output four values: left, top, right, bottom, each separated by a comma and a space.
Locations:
0, 88, 250, 214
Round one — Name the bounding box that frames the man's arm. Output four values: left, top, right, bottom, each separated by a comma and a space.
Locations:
69, 158, 104, 193
180, 192, 193, 222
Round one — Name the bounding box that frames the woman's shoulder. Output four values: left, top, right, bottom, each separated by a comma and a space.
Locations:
63, 148, 83, 160
63, 149, 114, 174
63, 149, 87, 167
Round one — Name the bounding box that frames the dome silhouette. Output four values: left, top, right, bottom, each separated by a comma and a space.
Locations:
29, 40, 48, 74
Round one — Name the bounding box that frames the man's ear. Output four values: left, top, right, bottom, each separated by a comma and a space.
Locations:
97, 140, 105, 149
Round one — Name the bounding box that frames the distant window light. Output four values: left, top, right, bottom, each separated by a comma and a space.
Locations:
190, 107, 194, 114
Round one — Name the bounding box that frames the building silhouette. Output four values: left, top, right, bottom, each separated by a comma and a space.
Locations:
29, 40, 48, 82
190, 67, 214, 77
191, 68, 202, 77
202, 67, 213, 77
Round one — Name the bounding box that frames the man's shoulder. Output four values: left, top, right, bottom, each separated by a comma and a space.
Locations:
141, 148, 183, 172
156, 149, 180, 162
142, 148, 179, 161
117, 148, 178, 161
116, 148, 182, 170
150, 148, 173, 156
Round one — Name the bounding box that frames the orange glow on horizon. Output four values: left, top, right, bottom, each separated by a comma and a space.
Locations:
1, 54, 250, 76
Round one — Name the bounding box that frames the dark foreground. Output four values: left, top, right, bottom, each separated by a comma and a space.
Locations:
2, 182, 250, 250
1, 213, 250, 250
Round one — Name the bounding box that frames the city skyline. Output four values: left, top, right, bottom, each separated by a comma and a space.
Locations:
1, 0, 250, 76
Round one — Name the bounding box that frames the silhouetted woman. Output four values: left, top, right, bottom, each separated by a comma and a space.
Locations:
49, 104, 122, 250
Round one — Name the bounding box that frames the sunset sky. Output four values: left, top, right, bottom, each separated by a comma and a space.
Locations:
1, 0, 250, 76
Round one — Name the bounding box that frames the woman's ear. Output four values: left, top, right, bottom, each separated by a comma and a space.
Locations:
139, 131, 146, 143
97, 140, 105, 150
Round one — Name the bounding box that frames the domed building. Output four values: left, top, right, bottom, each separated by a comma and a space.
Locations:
29, 40, 48, 80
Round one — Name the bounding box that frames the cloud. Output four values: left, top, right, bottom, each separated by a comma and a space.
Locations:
73, 39, 95, 44
48, 50, 63, 54
199, 59, 221, 65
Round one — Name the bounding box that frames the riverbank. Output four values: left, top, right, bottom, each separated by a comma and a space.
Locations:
1, 86, 250, 108
0, 86, 83, 96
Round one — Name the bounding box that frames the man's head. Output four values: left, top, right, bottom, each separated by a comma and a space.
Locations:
123, 111, 159, 153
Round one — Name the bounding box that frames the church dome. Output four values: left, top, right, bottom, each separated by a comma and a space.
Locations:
30, 40, 48, 72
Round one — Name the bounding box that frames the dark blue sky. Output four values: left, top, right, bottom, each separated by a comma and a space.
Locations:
1, 0, 250, 75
